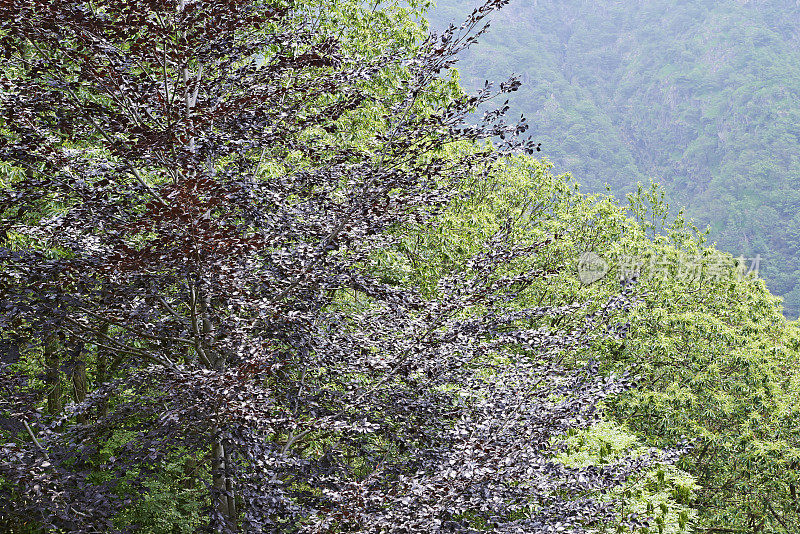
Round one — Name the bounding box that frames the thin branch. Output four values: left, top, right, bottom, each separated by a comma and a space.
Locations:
22, 420, 49, 459
72, 305, 193, 345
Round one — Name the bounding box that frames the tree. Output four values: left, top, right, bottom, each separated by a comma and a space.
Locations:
1, 1, 671, 532
439, 159, 800, 533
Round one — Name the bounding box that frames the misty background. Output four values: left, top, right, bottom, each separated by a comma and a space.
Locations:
426, 0, 800, 318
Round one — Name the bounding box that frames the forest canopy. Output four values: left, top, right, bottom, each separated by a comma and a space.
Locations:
1, 1, 799, 533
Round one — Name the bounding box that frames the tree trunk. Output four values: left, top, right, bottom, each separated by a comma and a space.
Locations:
96, 323, 109, 417
224, 441, 237, 520
212, 436, 232, 527
182, 456, 197, 490
70, 340, 87, 424
44, 333, 61, 416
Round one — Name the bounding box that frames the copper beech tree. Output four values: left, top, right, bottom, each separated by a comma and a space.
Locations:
0, 0, 677, 532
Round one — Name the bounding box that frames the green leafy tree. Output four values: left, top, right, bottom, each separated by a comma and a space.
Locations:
405, 155, 800, 532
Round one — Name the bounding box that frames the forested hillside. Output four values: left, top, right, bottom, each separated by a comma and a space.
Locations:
427, 0, 800, 318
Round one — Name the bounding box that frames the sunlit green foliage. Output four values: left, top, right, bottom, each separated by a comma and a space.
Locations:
556, 421, 698, 534
404, 154, 800, 532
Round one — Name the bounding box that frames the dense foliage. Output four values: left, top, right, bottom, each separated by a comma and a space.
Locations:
427, 0, 800, 319
3, 1, 798, 532
0, 1, 686, 533
416, 156, 800, 532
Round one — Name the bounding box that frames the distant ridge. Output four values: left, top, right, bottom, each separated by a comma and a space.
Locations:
427, 0, 800, 318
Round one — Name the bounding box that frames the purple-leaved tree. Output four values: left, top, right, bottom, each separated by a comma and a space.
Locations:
0, 0, 676, 532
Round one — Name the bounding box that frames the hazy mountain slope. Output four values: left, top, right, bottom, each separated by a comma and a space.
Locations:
427, 0, 800, 317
